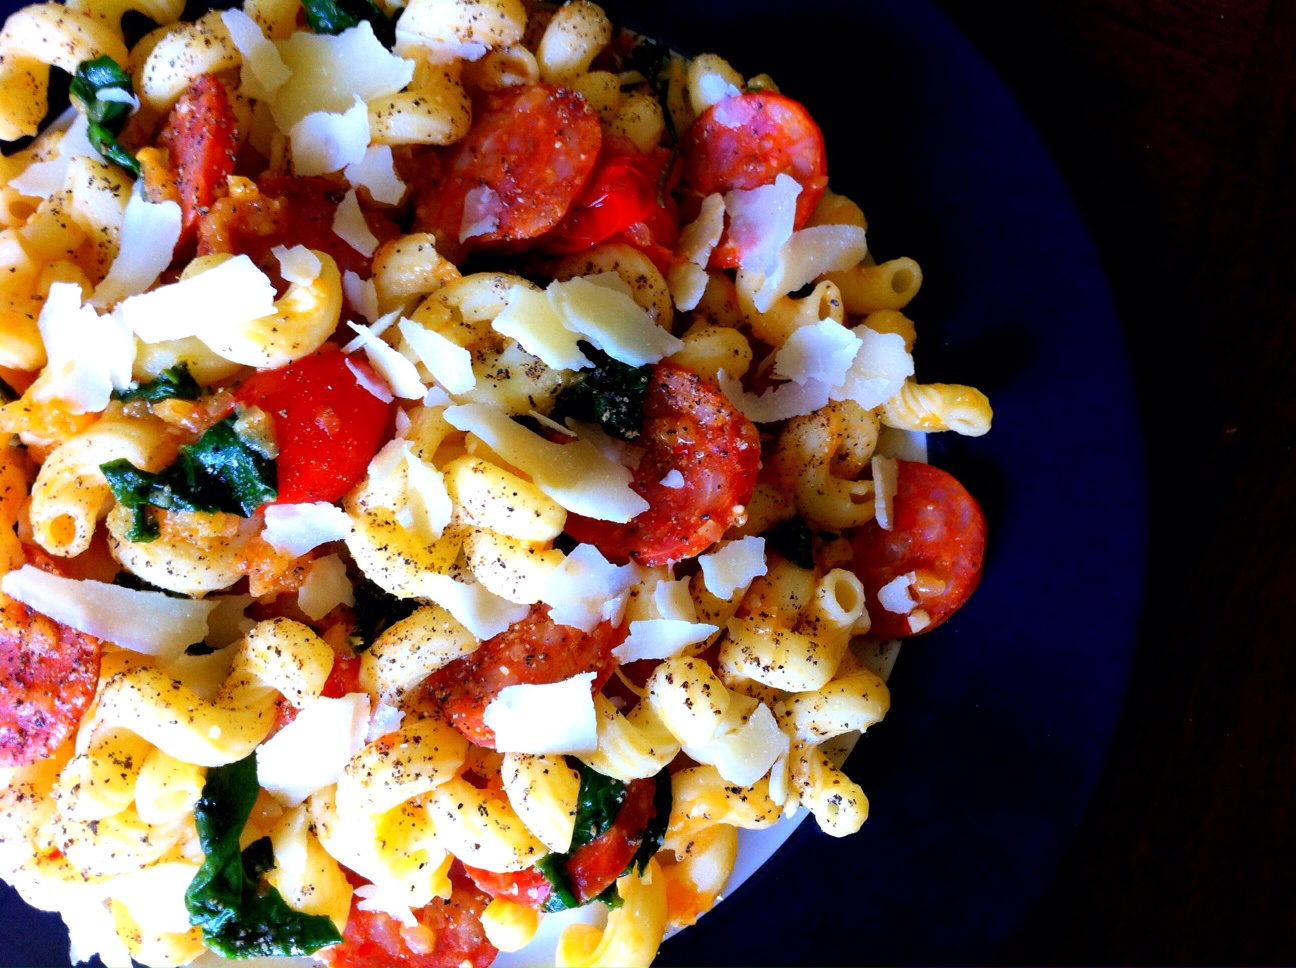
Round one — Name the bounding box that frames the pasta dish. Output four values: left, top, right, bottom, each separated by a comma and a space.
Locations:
0, 0, 993, 963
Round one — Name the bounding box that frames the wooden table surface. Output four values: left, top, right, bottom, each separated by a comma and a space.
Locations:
928, 1, 1296, 963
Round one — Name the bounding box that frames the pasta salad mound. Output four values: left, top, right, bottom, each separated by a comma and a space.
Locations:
0, 0, 994, 964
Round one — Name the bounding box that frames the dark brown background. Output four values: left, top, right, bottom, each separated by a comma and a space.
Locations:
927, 1, 1296, 963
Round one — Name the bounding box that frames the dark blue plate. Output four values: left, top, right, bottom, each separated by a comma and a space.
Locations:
0, 0, 1145, 964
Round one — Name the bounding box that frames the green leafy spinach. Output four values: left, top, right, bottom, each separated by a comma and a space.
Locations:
300, 0, 401, 47
114, 363, 202, 404
760, 516, 815, 570
69, 55, 141, 177
185, 755, 342, 958
551, 345, 652, 442
101, 414, 277, 542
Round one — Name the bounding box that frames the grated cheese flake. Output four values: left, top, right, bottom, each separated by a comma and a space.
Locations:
397, 317, 476, 394
222, 8, 290, 100
482, 673, 599, 755
872, 454, 899, 530
298, 554, 356, 621
272, 22, 415, 130
347, 321, 425, 399
345, 144, 406, 205
256, 693, 371, 806
262, 501, 352, 557
117, 254, 276, 344
492, 284, 590, 371
773, 317, 862, 387
540, 543, 638, 632
333, 186, 381, 256
612, 619, 719, 663
36, 282, 134, 413
699, 536, 768, 601
548, 273, 683, 367
91, 183, 182, 308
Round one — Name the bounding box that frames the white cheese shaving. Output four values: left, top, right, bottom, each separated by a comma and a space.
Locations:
343, 308, 400, 352
333, 186, 380, 256
876, 425, 929, 463
367, 702, 405, 742
10, 111, 94, 199
222, 8, 290, 100
684, 701, 788, 788
751, 223, 869, 313
203, 594, 255, 649
445, 403, 649, 522
659, 469, 685, 489
773, 318, 862, 387
291, 97, 371, 177
696, 75, 742, 110
547, 273, 683, 367
908, 609, 932, 633
677, 193, 727, 266
35, 282, 133, 412
262, 501, 352, 557
460, 185, 502, 242
699, 536, 768, 601
354, 883, 418, 928
715, 369, 832, 424
877, 573, 918, 614
612, 619, 718, 664
1, 566, 215, 662
710, 95, 748, 130
872, 454, 899, 530
666, 260, 710, 312
482, 673, 599, 755
343, 270, 381, 322
347, 358, 393, 402
397, 318, 476, 394
416, 572, 530, 640
833, 327, 914, 410
91, 183, 182, 308
492, 284, 590, 371
724, 173, 800, 278
298, 554, 356, 621
117, 254, 276, 344
653, 577, 697, 623
272, 244, 322, 286
256, 694, 371, 806
347, 321, 425, 399
566, 418, 644, 469
540, 543, 637, 632
345, 144, 406, 205
402, 450, 453, 542
272, 22, 415, 130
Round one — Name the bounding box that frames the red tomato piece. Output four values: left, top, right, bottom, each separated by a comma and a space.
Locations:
322, 864, 497, 968
679, 91, 828, 268
156, 74, 238, 246
413, 84, 601, 261
0, 596, 101, 767
542, 144, 675, 254
417, 604, 623, 748
564, 363, 760, 567
233, 346, 393, 505
466, 775, 659, 909
272, 652, 361, 735
850, 460, 987, 639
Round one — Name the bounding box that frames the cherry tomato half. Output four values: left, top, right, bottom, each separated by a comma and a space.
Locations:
564, 363, 760, 566
679, 91, 828, 268
850, 459, 987, 638
543, 145, 675, 255
156, 74, 237, 249
233, 346, 394, 505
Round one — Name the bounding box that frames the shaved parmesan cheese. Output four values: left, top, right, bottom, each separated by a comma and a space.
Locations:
872, 454, 899, 530
677, 193, 726, 266
710, 95, 749, 130
347, 358, 393, 402
653, 577, 697, 623
684, 701, 788, 788
699, 536, 768, 601
158, 646, 237, 702
398, 318, 476, 394
345, 145, 406, 205
548, 274, 683, 366
833, 327, 914, 410
483, 673, 599, 755
344, 308, 399, 353
222, 8, 289, 100
298, 554, 355, 621
203, 594, 255, 649
774, 318, 862, 387
355, 883, 417, 928
460, 185, 501, 242
91, 184, 182, 308
333, 187, 380, 256
423, 385, 453, 407
716, 370, 832, 424
492, 284, 590, 371
291, 97, 370, 176
257, 693, 371, 806
10, 111, 94, 199
347, 321, 425, 399
876, 425, 929, 463
263, 501, 352, 556
660, 469, 685, 489
751, 223, 869, 313
118, 255, 275, 344
273, 245, 321, 286
908, 609, 932, 633
36, 282, 133, 412
567, 419, 644, 469
407, 37, 488, 64
403, 450, 453, 542
667, 260, 709, 312
540, 543, 637, 632
877, 573, 918, 614
367, 703, 404, 742
272, 23, 415, 131
612, 619, 718, 663
445, 403, 649, 522
725, 173, 799, 278
343, 270, 380, 322
416, 572, 530, 640
1, 566, 215, 662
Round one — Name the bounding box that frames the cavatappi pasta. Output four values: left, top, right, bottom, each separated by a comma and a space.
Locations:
0, 0, 993, 964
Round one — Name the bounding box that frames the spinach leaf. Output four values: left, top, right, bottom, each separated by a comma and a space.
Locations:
101, 414, 277, 542
349, 576, 422, 652
760, 516, 815, 570
570, 761, 629, 850
536, 853, 581, 914
300, 0, 401, 48
115, 363, 202, 404
185, 755, 342, 958
625, 768, 672, 877
551, 345, 652, 441
69, 56, 141, 177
